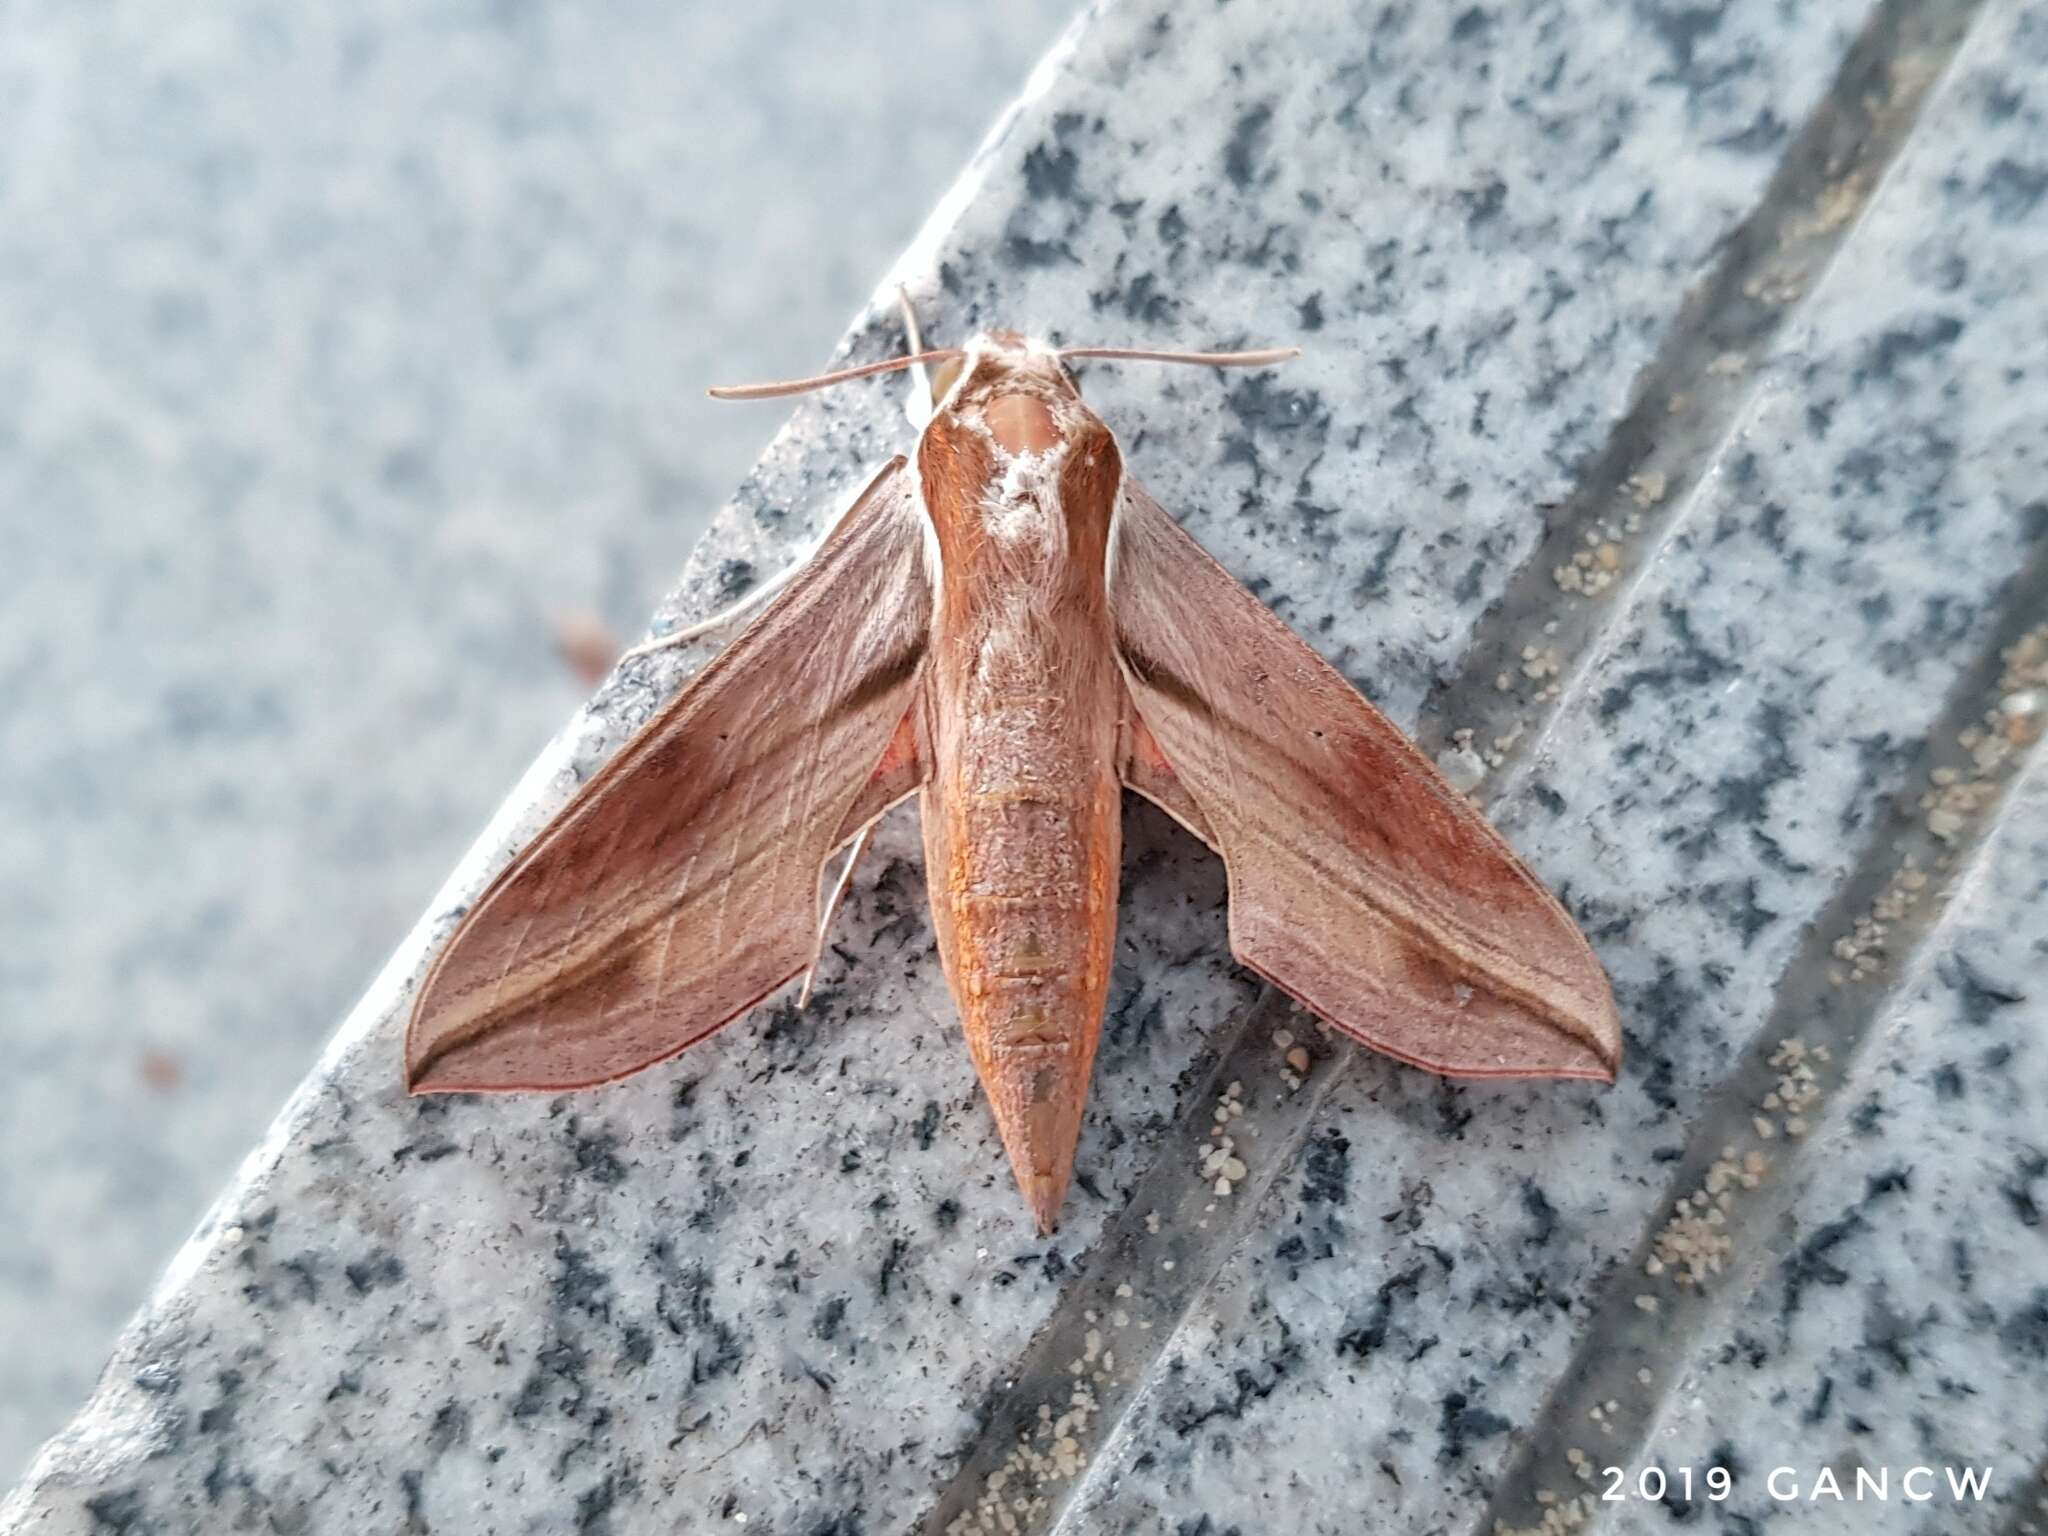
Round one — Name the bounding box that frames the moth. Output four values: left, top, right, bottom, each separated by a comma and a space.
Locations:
407, 300, 1622, 1233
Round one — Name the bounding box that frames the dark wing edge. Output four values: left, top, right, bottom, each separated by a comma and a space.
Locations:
407, 457, 932, 1093
1108, 478, 1621, 1082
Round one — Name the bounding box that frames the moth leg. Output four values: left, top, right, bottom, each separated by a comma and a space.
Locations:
897, 285, 935, 432
616, 562, 802, 664
1117, 692, 1217, 849
619, 454, 906, 668
798, 817, 881, 1007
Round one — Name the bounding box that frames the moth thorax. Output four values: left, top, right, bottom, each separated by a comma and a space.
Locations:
985, 394, 1061, 455
980, 438, 1072, 552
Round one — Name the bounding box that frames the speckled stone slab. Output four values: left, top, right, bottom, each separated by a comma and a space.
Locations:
8, 0, 2046, 1533
1608, 764, 2048, 1534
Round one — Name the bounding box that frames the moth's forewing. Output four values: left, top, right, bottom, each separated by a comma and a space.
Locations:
406, 458, 934, 1094
1109, 479, 1622, 1081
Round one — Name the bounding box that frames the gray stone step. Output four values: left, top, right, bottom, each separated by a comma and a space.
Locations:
7, 0, 2043, 1532
1599, 757, 2048, 1532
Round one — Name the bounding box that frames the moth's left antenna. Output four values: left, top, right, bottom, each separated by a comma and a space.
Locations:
706, 347, 962, 401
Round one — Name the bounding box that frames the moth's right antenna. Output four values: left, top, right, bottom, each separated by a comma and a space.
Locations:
1057, 345, 1302, 368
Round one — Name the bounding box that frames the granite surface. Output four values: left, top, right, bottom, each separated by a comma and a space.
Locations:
7, 0, 2047, 1532
0, 0, 1077, 1478
1610, 760, 2048, 1533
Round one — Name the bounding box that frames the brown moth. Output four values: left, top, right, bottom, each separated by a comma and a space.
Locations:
407, 303, 1622, 1233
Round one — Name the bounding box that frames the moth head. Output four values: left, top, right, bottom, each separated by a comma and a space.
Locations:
942, 334, 1082, 454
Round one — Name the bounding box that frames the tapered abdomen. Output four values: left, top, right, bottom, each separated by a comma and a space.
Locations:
914, 375, 1126, 1232
921, 641, 1122, 1233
